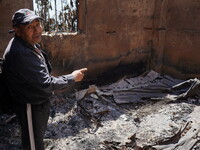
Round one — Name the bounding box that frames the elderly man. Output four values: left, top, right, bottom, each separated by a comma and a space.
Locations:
3, 8, 87, 150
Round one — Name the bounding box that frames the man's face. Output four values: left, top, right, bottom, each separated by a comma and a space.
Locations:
15, 19, 43, 46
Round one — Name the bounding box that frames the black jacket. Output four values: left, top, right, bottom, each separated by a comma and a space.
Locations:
3, 35, 75, 104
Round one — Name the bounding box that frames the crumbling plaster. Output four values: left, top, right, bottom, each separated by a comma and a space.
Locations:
1, 0, 200, 83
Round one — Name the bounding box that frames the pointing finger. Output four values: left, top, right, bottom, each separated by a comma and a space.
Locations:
80, 68, 88, 73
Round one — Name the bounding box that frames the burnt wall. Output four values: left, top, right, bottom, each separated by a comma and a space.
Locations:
1, 0, 200, 83
151, 0, 200, 79
0, 0, 33, 56
42, 0, 153, 82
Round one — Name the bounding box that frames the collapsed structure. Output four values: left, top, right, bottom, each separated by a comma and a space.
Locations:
1, 70, 200, 149
1, 0, 200, 149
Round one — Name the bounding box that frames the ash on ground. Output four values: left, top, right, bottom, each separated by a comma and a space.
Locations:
1, 70, 200, 150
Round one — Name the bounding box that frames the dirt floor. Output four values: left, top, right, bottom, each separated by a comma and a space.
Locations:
1, 71, 200, 150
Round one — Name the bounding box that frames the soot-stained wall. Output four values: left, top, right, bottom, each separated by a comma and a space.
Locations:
41, 0, 153, 82
151, 0, 200, 79
0, 0, 33, 56
0, 0, 200, 83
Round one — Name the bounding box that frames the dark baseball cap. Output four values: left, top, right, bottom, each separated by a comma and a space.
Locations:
9, 8, 43, 33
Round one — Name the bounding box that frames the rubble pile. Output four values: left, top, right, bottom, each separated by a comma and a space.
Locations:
1, 70, 200, 150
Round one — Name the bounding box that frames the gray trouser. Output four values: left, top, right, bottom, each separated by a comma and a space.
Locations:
13, 100, 50, 150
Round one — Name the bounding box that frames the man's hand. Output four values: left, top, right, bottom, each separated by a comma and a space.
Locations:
72, 68, 88, 82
